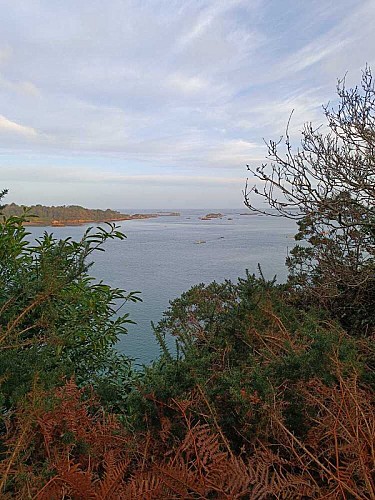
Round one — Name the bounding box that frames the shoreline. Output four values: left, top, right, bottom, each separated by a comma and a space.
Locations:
22, 212, 181, 227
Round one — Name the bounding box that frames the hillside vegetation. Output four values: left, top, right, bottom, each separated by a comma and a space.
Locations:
2, 202, 131, 225
0, 70, 374, 498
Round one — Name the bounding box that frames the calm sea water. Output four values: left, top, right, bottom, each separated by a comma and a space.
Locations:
28, 209, 297, 365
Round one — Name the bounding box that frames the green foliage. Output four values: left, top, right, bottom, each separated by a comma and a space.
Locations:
127, 272, 364, 448
245, 68, 375, 335
287, 212, 375, 335
0, 189, 8, 210
0, 205, 140, 409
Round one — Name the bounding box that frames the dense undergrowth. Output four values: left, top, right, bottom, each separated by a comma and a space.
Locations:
0, 202, 373, 499
0, 70, 374, 498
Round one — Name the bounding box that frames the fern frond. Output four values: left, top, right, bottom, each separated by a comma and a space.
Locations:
95, 450, 131, 500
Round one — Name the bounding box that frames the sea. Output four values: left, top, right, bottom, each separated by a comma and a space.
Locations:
27, 209, 298, 365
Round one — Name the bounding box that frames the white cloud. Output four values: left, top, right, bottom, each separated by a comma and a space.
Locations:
0, 164, 244, 187
0, 115, 38, 137
167, 74, 210, 94
0, 45, 12, 64
0, 74, 41, 97
176, 0, 239, 50
16, 81, 41, 97
204, 139, 263, 167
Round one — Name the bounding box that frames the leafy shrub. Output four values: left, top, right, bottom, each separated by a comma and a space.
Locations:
128, 273, 365, 446
0, 206, 140, 408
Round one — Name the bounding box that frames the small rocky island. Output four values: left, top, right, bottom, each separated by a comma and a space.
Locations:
1, 203, 180, 226
200, 212, 223, 220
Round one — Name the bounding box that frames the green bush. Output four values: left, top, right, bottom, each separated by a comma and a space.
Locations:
127, 272, 364, 448
0, 203, 140, 409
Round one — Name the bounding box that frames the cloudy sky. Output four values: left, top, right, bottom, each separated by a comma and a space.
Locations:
0, 0, 374, 208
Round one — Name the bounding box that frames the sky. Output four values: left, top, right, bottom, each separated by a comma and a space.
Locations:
0, 0, 374, 209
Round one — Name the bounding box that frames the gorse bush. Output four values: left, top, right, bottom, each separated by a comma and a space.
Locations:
130, 274, 366, 442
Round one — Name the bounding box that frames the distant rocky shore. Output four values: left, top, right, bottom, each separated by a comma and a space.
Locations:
1, 203, 237, 226
1, 203, 181, 227
31, 212, 182, 226
199, 212, 223, 220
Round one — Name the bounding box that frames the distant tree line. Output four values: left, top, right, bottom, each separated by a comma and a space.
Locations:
2, 202, 129, 224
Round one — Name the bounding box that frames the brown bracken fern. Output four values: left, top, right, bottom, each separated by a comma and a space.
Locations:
1, 359, 374, 499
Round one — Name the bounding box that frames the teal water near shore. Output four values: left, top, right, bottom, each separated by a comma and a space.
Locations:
27, 209, 297, 365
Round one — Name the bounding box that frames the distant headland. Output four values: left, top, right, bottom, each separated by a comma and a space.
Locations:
1, 203, 181, 226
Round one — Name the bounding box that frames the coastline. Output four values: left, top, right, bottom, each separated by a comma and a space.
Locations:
22, 212, 181, 227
